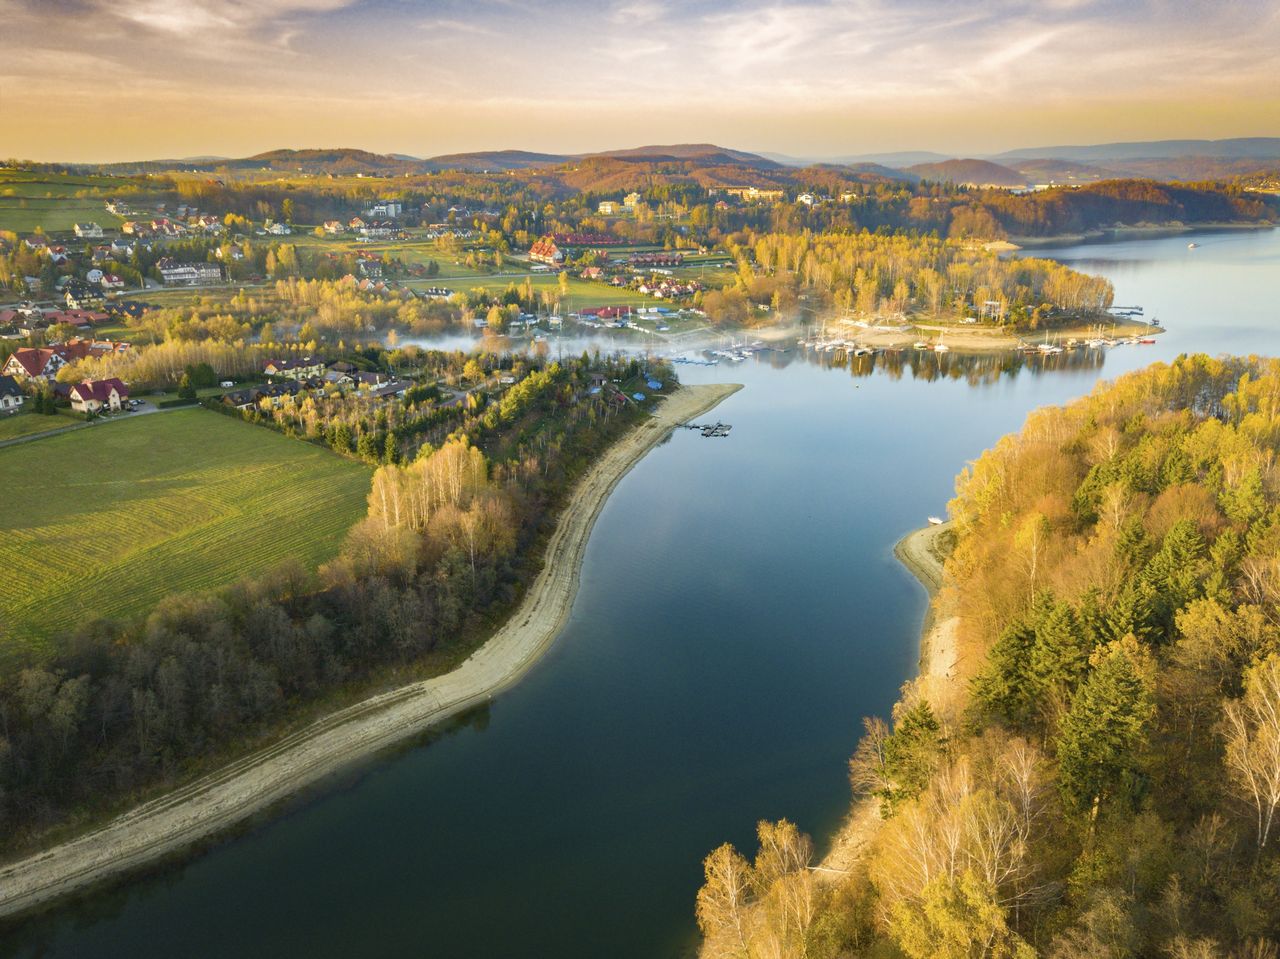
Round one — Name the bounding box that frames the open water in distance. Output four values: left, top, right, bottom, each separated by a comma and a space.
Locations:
6, 227, 1278, 958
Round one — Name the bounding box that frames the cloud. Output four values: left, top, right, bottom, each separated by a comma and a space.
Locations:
3, 0, 1279, 159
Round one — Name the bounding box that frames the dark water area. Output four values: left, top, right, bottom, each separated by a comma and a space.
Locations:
5, 228, 1278, 958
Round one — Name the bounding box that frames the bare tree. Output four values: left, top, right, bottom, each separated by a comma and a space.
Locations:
1222, 654, 1280, 851
696, 843, 753, 958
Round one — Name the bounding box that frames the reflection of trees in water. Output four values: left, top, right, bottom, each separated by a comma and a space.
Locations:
791, 344, 1107, 386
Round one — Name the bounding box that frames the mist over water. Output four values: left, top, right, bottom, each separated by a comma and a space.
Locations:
6, 228, 1278, 959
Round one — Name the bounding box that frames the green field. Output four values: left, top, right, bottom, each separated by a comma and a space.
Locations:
0, 409, 372, 662
0, 170, 137, 234
0, 411, 72, 442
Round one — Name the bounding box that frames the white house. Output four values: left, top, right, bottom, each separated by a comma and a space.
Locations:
0, 375, 24, 413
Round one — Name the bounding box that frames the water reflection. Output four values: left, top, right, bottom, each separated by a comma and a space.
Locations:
779, 341, 1109, 385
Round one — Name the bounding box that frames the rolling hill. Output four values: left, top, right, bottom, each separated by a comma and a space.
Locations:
906, 158, 1028, 187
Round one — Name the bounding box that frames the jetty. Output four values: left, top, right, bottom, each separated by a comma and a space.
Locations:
679, 421, 733, 438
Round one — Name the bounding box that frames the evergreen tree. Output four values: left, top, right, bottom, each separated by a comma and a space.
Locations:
1056, 638, 1155, 821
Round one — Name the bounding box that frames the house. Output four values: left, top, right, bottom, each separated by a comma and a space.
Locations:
264, 356, 325, 380
629, 252, 684, 268
357, 258, 383, 278
323, 220, 345, 234
796, 193, 816, 207
598, 200, 620, 215
157, 258, 223, 286
23, 235, 48, 252
266, 221, 292, 235
623, 192, 642, 210
74, 222, 104, 239
529, 236, 564, 265
348, 216, 367, 231
352, 370, 389, 388
99, 273, 125, 290
0, 374, 24, 413
3, 347, 66, 381
724, 186, 785, 202
64, 282, 105, 310
68, 378, 128, 413
367, 200, 402, 218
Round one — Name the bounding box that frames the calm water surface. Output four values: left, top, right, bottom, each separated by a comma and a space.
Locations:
6, 228, 1278, 958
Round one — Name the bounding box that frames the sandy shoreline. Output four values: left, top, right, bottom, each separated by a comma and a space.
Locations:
817, 521, 959, 878
0, 382, 743, 922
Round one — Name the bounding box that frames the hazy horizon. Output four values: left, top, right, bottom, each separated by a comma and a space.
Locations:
3, 0, 1279, 162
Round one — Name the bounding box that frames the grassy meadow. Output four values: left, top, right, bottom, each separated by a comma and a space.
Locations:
0, 411, 75, 442
0, 169, 139, 234
0, 409, 372, 663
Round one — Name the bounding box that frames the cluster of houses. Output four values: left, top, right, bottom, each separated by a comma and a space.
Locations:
628, 251, 685, 268
0, 339, 133, 415
222, 358, 410, 411
341, 218, 401, 241
120, 216, 219, 239
0, 305, 113, 338
634, 277, 702, 299
2, 338, 131, 381
422, 224, 476, 240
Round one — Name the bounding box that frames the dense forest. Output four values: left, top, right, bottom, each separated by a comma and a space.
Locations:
0, 352, 661, 849
713, 230, 1114, 329
697, 355, 1280, 957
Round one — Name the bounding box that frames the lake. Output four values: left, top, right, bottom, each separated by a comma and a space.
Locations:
5, 227, 1278, 958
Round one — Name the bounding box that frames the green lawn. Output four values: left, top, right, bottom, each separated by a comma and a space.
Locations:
0, 411, 71, 442
0, 195, 124, 234
0, 409, 372, 663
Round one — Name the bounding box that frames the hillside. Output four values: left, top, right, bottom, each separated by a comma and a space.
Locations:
1008, 157, 1113, 184
906, 158, 1029, 187
994, 136, 1280, 163
423, 150, 571, 171
586, 143, 778, 168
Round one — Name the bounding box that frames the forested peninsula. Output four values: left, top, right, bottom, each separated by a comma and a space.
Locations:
697, 354, 1280, 958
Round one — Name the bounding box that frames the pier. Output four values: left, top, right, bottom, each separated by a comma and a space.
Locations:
678, 421, 733, 438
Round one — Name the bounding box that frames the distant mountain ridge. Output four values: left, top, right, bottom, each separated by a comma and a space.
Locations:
992, 137, 1280, 162
90, 137, 1280, 185
906, 158, 1028, 187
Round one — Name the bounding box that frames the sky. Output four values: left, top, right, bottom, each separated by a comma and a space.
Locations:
1, 0, 1278, 162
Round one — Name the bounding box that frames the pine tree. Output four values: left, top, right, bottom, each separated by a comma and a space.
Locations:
1056, 638, 1155, 821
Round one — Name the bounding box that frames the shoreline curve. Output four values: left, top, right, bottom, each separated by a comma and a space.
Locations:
0, 382, 744, 922
816, 520, 954, 877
